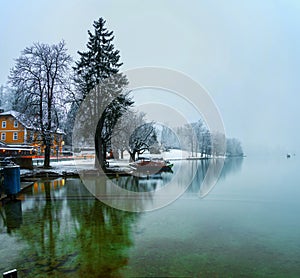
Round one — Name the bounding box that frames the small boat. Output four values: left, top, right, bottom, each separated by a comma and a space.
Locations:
129, 157, 173, 173
286, 153, 291, 158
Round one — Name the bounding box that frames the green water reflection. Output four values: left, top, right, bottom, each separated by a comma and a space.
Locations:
1, 157, 299, 277
0, 178, 138, 277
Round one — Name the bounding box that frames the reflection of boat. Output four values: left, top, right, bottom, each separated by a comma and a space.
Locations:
129, 157, 173, 173
138, 172, 163, 180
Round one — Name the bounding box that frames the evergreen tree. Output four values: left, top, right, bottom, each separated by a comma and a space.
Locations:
74, 18, 132, 169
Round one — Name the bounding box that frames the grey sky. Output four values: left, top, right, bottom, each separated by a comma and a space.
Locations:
1, 0, 300, 155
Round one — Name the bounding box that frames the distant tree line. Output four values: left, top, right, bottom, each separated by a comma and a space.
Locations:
226, 138, 244, 157
160, 120, 243, 157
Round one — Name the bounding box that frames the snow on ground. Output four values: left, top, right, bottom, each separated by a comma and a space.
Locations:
20, 149, 200, 176
161, 149, 191, 160
111, 149, 196, 161
20, 158, 94, 176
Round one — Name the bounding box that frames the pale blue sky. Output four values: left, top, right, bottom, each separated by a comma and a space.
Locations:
1, 0, 300, 155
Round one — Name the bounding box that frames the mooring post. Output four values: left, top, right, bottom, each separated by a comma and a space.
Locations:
3, 162, 20, 200
3, 269, 18, 278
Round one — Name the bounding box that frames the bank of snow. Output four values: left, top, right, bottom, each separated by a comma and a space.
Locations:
20, 149, 203, 178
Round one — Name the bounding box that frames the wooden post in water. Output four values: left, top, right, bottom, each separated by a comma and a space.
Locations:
3, 269, 18, 278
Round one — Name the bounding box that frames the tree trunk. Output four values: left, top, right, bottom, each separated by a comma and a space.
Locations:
44, 144, 51, 168
95, 135, 101, 169
129, 151, 136, 162
95, 118, 107, 170
95, 135, 107, 170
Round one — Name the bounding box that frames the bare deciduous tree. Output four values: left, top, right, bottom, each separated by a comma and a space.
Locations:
9, 41, 72, 167
111, 110, 157, 161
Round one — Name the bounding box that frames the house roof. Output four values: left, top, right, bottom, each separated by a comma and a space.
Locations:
0, 110, 65, 135
0, 110, 20, 117
0, 110, 34, 129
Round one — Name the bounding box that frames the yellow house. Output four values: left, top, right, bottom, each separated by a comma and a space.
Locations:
0, 110, 64, 155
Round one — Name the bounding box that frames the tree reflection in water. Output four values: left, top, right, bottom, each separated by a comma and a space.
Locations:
186, 157, 244, 194
65, 180, 137, 277
0, 158, 243, 276
1, 200, 23, 233
0, 179, 138, 277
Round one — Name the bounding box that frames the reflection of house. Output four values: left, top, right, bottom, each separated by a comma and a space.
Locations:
0, 110, 64, 155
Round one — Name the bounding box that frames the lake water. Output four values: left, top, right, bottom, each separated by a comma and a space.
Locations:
0, 156, 300, 277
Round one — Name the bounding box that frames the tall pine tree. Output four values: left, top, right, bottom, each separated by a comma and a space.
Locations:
74, 18, 132, 169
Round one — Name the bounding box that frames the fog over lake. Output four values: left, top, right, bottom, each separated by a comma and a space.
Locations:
1, 1, 300, 155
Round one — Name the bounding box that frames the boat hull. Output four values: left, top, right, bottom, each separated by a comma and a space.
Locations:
129, 160, 173, 174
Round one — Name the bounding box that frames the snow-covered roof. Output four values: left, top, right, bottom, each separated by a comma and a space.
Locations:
0, 110, 34, 129
0, 110, 65, 135
0, 110, 20, 117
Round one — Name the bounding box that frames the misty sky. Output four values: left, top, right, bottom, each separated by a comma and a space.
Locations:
1, 0, 300, 155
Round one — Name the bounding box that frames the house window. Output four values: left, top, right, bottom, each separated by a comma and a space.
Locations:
14, 120, 18, 128
2, 121, 6, 128
13, 132, 18, 140
1, 132, 6, 141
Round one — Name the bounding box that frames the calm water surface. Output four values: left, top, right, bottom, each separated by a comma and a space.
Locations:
0, 156, 300, 277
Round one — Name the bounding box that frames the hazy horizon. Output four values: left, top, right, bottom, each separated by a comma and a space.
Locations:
1, 0, 300, 156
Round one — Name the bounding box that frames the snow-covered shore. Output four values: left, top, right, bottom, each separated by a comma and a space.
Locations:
20, 149, 208, 179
